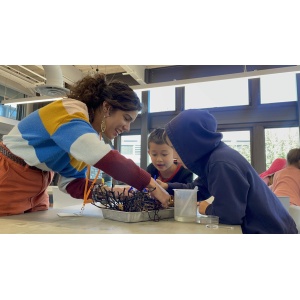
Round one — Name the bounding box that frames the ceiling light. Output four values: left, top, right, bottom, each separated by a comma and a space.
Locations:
1, 96, 66, 105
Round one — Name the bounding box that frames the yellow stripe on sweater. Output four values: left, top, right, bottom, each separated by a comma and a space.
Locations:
39, 99, 89, 135
69, 154, 87, 171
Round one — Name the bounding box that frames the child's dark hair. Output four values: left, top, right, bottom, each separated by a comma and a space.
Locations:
148, 128, 166, 149
287, 148, 300, 167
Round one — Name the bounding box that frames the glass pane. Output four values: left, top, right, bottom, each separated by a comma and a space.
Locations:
89, 166, 102, 180
1, 104, 17, 119
134, 87, 175, 113
260, 73, 297, 104
265, 127, 299, 168
120, 135, 141, 167
221, 130, 251, 163
134, 90, 142, 101
132, 90, 143, 114
149, 86, 175, 112
120, 145, 133, 155
185, 78, 249, 109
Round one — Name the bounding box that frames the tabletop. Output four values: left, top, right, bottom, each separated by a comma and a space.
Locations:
0, 204, 242, 234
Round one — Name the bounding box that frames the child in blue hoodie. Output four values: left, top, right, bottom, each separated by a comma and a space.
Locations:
163, 109, 297, 234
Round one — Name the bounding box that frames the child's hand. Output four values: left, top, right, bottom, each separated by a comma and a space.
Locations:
198, 200, 210, 215
147, 178, 170, 208
156, 179, 168, 190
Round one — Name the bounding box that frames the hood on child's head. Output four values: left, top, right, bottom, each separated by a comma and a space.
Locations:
165, 109, 223, 170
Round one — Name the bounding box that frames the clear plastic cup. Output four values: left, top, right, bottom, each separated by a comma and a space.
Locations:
173, 189, 197, 222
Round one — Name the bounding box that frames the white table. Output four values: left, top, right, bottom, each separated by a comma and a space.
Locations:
0, 203, 242, 234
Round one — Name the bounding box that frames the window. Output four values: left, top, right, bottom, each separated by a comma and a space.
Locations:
89, 166, 102, 180
149, 86, 175, 112
185, 78, 249, 109
260, 73, 297, 104
265, 127, 299, 168
120, 145, 134, 155
134, 86, 175, 113
0, 104, 17, 119
221, 130, 251, 163
120, 135, 141, 167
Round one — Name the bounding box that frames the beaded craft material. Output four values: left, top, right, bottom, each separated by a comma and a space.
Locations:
91, 184, 162, 212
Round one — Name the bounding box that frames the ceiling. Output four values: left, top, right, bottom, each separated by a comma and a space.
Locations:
1, 64, 300, 136
0, 65, 299, 103
0, 65, 170, 101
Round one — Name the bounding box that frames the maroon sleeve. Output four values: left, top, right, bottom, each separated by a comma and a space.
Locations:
94, 150, 151, 191
66, 150, 151, 199
66, 178, 92, 199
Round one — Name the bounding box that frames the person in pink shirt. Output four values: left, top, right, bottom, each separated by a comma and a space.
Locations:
259, 158, 287, 187
271, 148, 300, 206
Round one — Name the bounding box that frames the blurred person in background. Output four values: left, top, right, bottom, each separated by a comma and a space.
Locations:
272, 148, 300, 206
259, 158, 287, 187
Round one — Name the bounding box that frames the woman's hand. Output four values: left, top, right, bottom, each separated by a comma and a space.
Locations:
102, 181, 170, 208
110, 185, 131, 196
156, 179, 168, 190
147, 177, 170, 208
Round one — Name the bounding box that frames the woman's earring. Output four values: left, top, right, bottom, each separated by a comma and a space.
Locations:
100, 117, 106, 133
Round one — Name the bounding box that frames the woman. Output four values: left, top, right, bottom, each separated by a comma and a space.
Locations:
162, 109, 297, 234
0, 73, 169, 216
272, 148, 300, 206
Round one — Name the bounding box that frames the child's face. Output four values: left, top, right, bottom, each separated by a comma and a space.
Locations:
148, 142, 174, 172
164, 135, 187, 168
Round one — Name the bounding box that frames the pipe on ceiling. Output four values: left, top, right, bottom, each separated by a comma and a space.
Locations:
35, 65, 69, 97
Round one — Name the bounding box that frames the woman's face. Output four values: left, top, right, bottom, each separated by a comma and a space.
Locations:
165, 134, 187, 168
92, 102, 139, 140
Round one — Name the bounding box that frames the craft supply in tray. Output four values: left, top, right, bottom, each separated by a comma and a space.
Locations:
92, 184, 162, 211
101, 207, 174, 223
91, 184, 174, 222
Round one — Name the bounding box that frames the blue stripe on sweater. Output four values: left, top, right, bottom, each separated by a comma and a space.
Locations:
17, 108, 90, 178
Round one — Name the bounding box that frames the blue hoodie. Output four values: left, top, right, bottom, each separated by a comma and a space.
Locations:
165, 109, 298, 234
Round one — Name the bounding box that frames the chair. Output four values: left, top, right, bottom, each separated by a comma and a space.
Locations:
277, 196, 290, 211
276, 197, 300, 233
288, 205, 300, 233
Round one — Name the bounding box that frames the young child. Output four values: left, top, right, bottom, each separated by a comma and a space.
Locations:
162, 109, 297, 234
147, 128, 193, 184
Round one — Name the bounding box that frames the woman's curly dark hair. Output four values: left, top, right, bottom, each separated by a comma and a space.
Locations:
68, 73, 143, 113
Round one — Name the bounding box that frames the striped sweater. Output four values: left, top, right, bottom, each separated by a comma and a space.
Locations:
3, 98, 150, 198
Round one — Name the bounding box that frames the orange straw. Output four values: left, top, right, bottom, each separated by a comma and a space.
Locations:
83, 165, 101, 205
81, 133, 103, 209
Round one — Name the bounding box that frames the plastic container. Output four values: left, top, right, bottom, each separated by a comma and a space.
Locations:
196, 215, 219, 224
101, 208, 174, 223
173, 189, 197, 222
